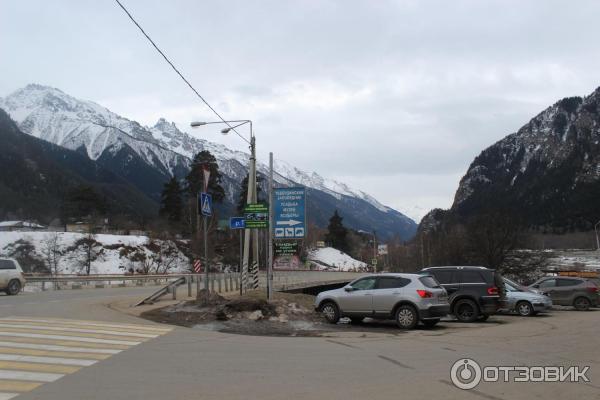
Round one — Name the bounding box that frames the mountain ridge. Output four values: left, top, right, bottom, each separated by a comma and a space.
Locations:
0, 84, 417, 239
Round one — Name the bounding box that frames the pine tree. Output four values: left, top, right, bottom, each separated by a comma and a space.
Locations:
325, 210, 350, 252
186, 151, 225, 203
159, 176, 183, 222
236, 173, 265, 214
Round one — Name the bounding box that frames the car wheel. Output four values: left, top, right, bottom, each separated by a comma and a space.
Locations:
573, 297, 591, 311
349, 317, 363, 324
320, 302, 340, 324
6, 280, 21, 296
422, 319, 439, 328
516, 301, 534, 316
454, 299, 479, 323
395, 305, 418, 330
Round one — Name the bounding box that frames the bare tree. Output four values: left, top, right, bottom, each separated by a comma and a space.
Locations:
68, 233, 104, 275
42, 232, 63, 275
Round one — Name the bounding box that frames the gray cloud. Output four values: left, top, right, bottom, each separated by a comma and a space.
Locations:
2, 0, 600, 220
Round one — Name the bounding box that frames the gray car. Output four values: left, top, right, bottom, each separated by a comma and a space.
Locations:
501, 278, 552, 316
314, 273, 450, 329
528, 276, 599, 311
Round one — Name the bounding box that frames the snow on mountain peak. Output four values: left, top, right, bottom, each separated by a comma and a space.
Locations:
1, 84, 403, 219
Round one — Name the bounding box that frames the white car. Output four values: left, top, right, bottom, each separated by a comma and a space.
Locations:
0, 258, 26, 295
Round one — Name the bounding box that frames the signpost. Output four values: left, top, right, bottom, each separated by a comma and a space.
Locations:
274, 241, 299, 256
200, 193, 212, 217
243, 203, 269, 229
229, 217, 246, 295
273, 187, 306, 239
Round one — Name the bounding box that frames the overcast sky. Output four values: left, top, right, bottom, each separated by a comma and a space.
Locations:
2, 0, 600, 221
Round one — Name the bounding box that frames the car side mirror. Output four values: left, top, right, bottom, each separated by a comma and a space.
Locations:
344, 286, 354, 292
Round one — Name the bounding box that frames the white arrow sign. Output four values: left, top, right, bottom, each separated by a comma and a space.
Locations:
276, 219, 302, 226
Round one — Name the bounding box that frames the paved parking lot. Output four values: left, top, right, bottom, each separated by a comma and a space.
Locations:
0, 289, 599, 399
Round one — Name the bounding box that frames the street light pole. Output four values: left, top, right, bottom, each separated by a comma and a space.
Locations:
191, 119, 256, 293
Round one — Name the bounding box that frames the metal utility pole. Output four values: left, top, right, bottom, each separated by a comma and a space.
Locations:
242, 135, 257, 292
250, 136, 260, 291
372, 230, 377, 273
267, 152, 274, 301
190, 119, 256, 293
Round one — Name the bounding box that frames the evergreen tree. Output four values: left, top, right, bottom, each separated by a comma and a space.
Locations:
236, 173, 265, 214
325, 210, 350, 252
186, 151, 225, 203
159, 176, 183, 222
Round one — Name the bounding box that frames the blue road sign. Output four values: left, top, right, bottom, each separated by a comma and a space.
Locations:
199, 192, 212, 216
229, 217, 246, 229
273, 187, 306, 239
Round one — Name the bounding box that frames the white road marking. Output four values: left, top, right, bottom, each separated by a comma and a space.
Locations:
0, 332, 140, 346
0, 341, 121, 354
0, 369, 64, 382
0, 324, 159, 338
0, 354, 97, 366
1, 318, 171, 333
0, 393, 19, 400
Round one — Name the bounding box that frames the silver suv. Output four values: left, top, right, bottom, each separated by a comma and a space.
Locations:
314, 273, 449, 329
0, 258, 26, 295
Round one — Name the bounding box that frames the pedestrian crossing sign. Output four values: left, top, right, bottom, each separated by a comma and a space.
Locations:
199, 192, 212, 216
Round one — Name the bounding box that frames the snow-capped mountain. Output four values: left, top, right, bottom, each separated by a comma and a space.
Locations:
426, 87, 600, 232
0, 84, 417, 239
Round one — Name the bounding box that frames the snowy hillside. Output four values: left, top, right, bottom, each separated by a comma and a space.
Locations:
0, 84, 417, 239
308, 247, 369, 272
0, 232, 190, 275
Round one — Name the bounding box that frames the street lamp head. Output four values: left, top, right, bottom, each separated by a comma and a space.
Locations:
220, 128, 231, 135
190, 121, 207, 128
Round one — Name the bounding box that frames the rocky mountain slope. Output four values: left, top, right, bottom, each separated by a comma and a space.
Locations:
0, 84, 417, 239
0, 108, 156, 222
434, 87, 600, 232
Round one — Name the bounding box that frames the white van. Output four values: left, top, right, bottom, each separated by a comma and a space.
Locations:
0, 258, 25, 295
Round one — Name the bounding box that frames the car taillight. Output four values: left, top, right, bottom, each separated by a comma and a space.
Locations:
587, 287, 598, 293
416, 290, 433, 298
487, 286, 499, 295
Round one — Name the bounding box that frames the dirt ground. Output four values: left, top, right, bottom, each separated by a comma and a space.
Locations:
140, 290, 335, 336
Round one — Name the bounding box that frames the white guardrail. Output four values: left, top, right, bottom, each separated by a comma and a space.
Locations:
23, 271, 365, 293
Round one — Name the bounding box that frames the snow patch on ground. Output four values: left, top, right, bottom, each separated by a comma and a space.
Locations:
0, 231, 190, 274
307, 247, 368, 272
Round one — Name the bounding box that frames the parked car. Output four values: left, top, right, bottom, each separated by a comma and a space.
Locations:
0, 258, 26, 295
314, 273, 449, 329
420, 266, 506, 322
528, 276, 599, 311
501, 278, 552, 316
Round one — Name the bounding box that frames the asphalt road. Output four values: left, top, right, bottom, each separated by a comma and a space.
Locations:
0, 288, 599, 400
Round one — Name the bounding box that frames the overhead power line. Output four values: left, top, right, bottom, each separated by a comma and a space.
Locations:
113, 0, 244, 141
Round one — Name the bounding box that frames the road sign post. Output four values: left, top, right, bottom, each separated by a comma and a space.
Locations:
229, 217, 246, 295
198, 192, 212, 300
273, 187, 306, 239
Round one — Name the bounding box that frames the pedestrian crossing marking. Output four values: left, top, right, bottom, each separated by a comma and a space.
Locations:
0, 317, 172, 399
0, 347, 109, 360
0, 381, 41, 392
0, 361, 80, 375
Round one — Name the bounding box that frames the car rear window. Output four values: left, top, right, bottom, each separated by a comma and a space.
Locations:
419, 276, 441, 288
461, 270, 486, 283
0, 260, 16, 270
430, 270, 456, 284
377, 277, 411, 289
557, 279, 580, 287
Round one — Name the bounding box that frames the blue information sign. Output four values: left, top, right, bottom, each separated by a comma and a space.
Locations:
229, 217, 246, 229
273, 187, 306, 239
199, 193, 212, 217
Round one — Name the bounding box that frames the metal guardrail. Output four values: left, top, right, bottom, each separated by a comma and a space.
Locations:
23, 270, 365, 293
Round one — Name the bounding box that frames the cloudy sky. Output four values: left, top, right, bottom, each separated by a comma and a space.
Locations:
2, 0, 600, 221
